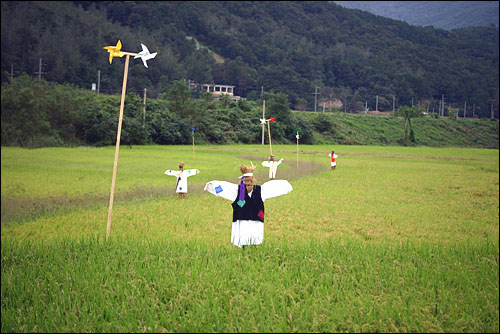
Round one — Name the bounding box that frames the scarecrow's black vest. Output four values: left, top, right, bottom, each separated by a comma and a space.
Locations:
232, 185, 265, 223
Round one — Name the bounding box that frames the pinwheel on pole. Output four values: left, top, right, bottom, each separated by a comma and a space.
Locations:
296, 128, 300, 167
103, 40, 157, 240
260, 116, 276, 157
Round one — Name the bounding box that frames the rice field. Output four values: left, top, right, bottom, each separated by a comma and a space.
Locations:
1, 144, 499, 333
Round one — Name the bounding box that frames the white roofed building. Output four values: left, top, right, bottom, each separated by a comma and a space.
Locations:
188, 81, 241, 101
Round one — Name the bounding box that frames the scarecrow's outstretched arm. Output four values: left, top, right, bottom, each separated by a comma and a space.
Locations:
185, 169, 200, 177
261, 180, 293, 201
165, 170, 181, 176
262, 161, 272, 167
204, 181, 238, 201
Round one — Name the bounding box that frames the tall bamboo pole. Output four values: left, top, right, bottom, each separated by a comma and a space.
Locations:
261, 100, 266, 145
106, 54, 130, 240
267, 120, 272, 156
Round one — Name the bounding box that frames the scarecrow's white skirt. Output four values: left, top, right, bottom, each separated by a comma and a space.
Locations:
231, 220, 264, 247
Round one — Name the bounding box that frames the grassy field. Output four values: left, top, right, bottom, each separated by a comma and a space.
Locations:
1, 144, 499, 333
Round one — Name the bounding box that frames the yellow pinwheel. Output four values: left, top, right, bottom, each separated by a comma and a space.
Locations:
103, 40, 125, 64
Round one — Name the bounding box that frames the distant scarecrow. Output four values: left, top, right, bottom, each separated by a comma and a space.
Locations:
165, 162, 200, 198
261, 155, 283, 180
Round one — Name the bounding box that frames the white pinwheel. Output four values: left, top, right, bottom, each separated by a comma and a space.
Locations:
134, 43, 157, 68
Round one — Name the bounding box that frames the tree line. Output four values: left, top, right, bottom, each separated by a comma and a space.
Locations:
4, 76, 498, 149
1, 76, 314, 148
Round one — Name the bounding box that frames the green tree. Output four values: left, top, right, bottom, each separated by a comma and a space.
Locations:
296, 98, 308, 111
268, 92, 291, 125
160, 80, 192, 118
394, 105, 424, 145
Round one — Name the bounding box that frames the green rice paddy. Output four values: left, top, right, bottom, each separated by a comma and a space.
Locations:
1, 145, 498, 332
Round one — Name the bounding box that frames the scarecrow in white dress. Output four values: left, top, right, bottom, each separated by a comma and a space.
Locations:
165, 162, 200, 198
328, 150, 338, 170
262, 155, 283, 180
204, 163, 293, 248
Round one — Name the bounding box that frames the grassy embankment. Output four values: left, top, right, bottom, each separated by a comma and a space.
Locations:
298, 111, 499, 148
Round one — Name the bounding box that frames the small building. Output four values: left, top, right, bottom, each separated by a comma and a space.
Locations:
321, 99, 343, 109
188, 81, 241, 101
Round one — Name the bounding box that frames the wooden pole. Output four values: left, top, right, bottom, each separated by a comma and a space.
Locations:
192, 129, 195, 158
106, 54, 130, 241
296, 131, 299, 167
143, 88, 147, 128
261, 100, 266, 145
267, 120, 272, 156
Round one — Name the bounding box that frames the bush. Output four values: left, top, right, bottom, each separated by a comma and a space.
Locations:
313, 114, 334, 133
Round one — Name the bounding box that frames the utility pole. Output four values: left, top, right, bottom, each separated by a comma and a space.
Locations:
491, 103, 494, 119
376, 95, 379, 111
143, 88, 147, 128
441, 94, 445, 117
34, 58, 46, 80
464, 101, 467, 118
442, 95, 445, 116
392, 96, 395, 113
38, 58, 42, 80
97, 70, 101, 95
313, 86, 319, 112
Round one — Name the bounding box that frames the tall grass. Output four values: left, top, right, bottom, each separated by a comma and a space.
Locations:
2, 237, 497, 333
1, 145, 499, 332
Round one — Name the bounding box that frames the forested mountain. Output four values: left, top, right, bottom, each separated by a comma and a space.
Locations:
333, 1, 499, 31
1, 1, 499, 118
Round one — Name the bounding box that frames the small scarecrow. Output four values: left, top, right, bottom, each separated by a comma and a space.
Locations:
165, 162, 200, 198
261, 155, 284, 180
328, 150, 338, 170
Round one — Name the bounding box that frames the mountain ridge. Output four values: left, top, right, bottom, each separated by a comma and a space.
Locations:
333, 1, 499, 30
